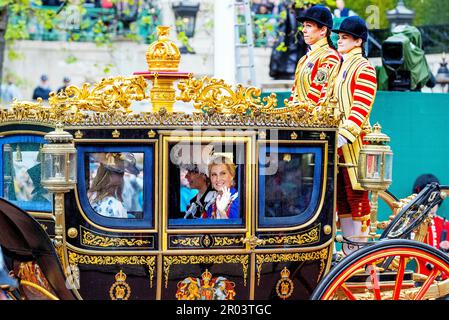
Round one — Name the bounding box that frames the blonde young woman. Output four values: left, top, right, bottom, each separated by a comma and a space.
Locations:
203, 155, 239, 219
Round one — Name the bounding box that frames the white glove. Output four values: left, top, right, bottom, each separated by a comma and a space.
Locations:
215, 186, 231, 219
337, 134, 348, 148
203, 191, 217, 211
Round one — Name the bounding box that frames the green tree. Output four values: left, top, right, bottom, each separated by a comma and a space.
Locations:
0, 0, 76, 86
346, 0, 449, 29
0, 0, 161, 89
403, 0, 449, 26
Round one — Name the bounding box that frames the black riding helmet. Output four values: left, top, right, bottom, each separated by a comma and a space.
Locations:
332, 16, 368, 42
297, 5, 333, 29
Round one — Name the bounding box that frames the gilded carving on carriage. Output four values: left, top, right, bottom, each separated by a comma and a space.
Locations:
109, 270, 131, 300
163, 255, 249, 288
175, 269, 236, 300
112, 129, 121, 138
170, 235, 201, 248
276, 267, 294, 300
169, 234, 244, 249
0, 99, 52, 124
1, 95, 340, 129
48, 76, 147, 115
212, 235, 244, 248
74, 130, 83, 139
255, 248, 329, 286
177, 75, 278, 114
148, 130, 156, 138
176, 75, 340, 127
145, 25, 181, 71
258, 225, 320, 247
81, 227, 153, 248
290, 132, 298, 140
0, 76, 147, 127
202, 235, 213, 248
68, 251, 156, 288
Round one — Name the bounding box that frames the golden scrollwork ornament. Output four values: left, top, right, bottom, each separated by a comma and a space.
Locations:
177, 75, 277, 114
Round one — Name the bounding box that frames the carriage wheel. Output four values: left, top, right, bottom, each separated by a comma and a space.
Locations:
311, 239, 449, 300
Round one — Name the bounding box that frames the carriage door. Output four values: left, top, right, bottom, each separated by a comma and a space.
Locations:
253, 130, 336, 300
161, 133, 253, 300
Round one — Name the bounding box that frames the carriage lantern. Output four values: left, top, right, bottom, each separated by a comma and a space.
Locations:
41, 123, 77, 193
358, 123, 393, 235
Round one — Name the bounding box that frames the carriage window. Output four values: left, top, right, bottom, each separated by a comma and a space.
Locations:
2, 140, 52, 212
77, 145, 154, 229
86, 152, 144, 219
168, 142, 245, 228
258, 145, 323, 227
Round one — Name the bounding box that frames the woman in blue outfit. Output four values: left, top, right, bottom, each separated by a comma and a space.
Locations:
203, 155, 239, 219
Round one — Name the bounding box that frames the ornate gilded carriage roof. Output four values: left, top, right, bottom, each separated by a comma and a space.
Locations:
0, 74, 341, 129
0, 26, 341, 130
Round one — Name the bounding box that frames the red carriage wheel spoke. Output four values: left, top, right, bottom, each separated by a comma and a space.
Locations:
414, 268, 439, 300
340, 284, 357, 300
393, 256, 406, 300
369, 263, 382, 300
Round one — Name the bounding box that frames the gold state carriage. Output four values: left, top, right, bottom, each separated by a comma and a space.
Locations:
0, 26, 449, 301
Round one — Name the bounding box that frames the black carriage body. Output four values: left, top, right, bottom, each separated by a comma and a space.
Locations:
0, 118, 337, 300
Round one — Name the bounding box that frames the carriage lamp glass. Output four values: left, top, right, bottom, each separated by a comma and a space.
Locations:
358, 123, 393, 191
41, 124, 77, 192
383, 153, 393, 181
